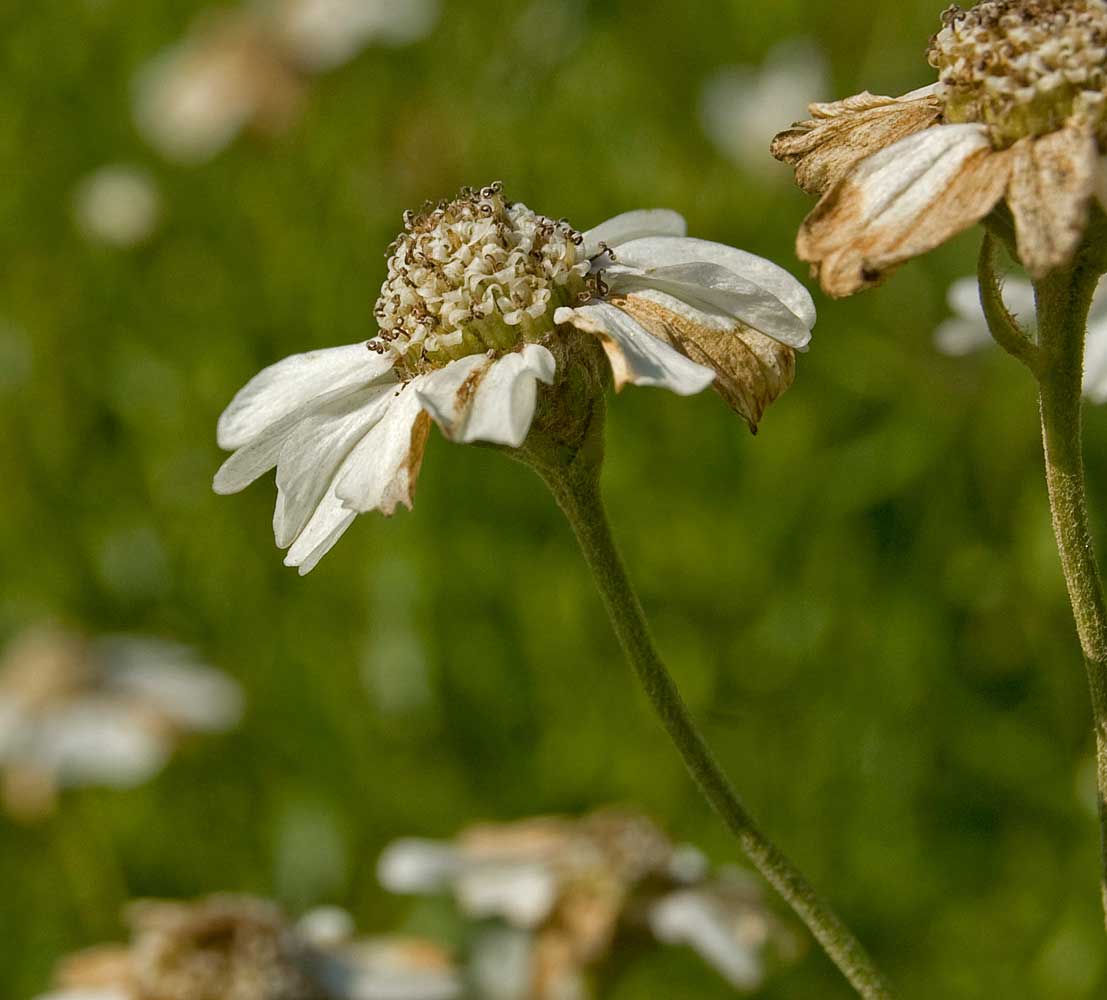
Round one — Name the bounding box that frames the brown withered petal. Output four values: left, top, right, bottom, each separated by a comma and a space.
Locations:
797, 124, 1012, 297
770, 90, 943, 196
55, 946, 136, 992
611, 292, 795, 432
1007, 124, 1099, 280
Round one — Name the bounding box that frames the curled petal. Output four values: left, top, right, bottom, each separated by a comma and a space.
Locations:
797, 124, 1011, 297
609, 235, 816, 341
554, 301, 716, 395
1007, 124, 1098, 280
216, 342, 395, 450
582, 209, 687, 257
612, 289, 795, 431
416, 345, 556, 448
772, 89, 943, 196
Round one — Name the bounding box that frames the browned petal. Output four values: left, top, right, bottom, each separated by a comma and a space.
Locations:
797, 125, 1012, 297
1007, 124, 1098, 279
771, 91, 943, 196
55, 947, 136, 992
612, 294, 795, 432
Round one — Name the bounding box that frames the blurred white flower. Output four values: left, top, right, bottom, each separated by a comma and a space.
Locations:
133, 10, 302, 164
378, 808, 797, 996
269, 0, 441, 72
72, 166, 161, 248
214, 185, 815, 573
0, 626, 242, 821
934, 275, 1107, 402
38, 895, 460, 1000
699, 40, 828, 180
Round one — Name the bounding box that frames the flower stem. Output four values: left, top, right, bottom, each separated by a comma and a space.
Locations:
535, 457, 894, 999
1034, 262, 1107, 929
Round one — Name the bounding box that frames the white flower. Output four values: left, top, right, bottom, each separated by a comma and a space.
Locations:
133, 10, 302, 164
0, 626, 242, 820
935, 274, 1107, 402
699, 39, 828, 180
773, 1, 1107, 296
214, 184, 815, 574
72, 166, 160, 248
269, 0, 441, 72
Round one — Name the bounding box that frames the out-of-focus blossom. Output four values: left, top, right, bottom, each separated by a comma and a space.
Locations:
934, 275, 1107, 402
133, 10, 303, 164
268, 0, 441, 72
72, 166, 161, 248
378, 808, 798, 996
36, 895, 461, 1000
0, 626, 242, 821
699, 40, 828, 180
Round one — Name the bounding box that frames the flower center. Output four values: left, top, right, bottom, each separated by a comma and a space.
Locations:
372, 183, 596, 379
928, 0, 1107, 146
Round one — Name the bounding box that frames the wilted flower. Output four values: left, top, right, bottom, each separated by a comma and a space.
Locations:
377, 808, 797, 996
133, 9, 303, 164
214, 183, 815, 573
72, 166, 161, 248
268, 0, 441, 72
773, 0, 1107, 296
700, 39, 829, 180
0, 626, 242, 820
935, 273, 1107, 400
36, 895, 460, 1000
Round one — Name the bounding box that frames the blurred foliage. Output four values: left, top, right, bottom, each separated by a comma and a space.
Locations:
3, 0, 1107, 997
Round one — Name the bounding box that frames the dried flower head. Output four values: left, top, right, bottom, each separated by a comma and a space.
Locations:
377, 808, 798, 997
772, 0, 1107, 294
39, 896, 460, 1000
215, 186, 816, 573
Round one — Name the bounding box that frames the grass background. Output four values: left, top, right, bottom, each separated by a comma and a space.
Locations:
3, 0, 1106, 996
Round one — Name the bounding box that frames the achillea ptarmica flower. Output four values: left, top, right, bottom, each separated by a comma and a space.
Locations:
377, 808, 798, 997
772, 0, 1107, 296
36, 895, 460, 1000
935, 272, 1107, 399
0, 626, 242, 821
214, 184, 816, 574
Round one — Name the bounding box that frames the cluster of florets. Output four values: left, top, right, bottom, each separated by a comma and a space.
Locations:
929, 0, 1107, 145
372, 182, 596, 378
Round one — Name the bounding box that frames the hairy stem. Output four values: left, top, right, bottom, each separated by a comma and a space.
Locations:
1034, 262, 1107, 929
535, 457, 894, 998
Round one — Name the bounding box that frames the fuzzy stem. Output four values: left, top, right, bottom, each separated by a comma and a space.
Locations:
534, 456, 894, 999
1034, 262, 1107, 929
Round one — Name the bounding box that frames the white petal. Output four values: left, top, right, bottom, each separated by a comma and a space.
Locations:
556, 301, 716, 394
455, 861, 559, 927
283, 503, 357, 576
649, 889, 764, 990
273, 384, 397, 547
582, 209, 687, 256
110, 662, 243, 732
1084, 317, 1107, 403
611, 236, 817, 333
934, 318, 993, 357
377, 838, 461, 893
39, 701, 169, 788
336, 384, 429, 515
604, 259, 812, 349
216, 343, 395, 450
415, 346, 556, 448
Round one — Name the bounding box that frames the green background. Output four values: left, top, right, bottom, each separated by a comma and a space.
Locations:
2, 0, 1104, 996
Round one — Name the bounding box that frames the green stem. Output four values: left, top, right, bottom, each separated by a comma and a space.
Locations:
1034, 262, 1107, 929
535, 458, 894, 999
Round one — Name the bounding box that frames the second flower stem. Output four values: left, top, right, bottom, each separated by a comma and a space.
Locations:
1035, 263, 1107, 929
538, 459, 894, 999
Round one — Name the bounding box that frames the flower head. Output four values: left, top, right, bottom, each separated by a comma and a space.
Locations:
376, 808, 797, 997
772, 0, 1107, 295
37, 895, 460, 1000
0, 626, 242, 821
214, 185, 815, 573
